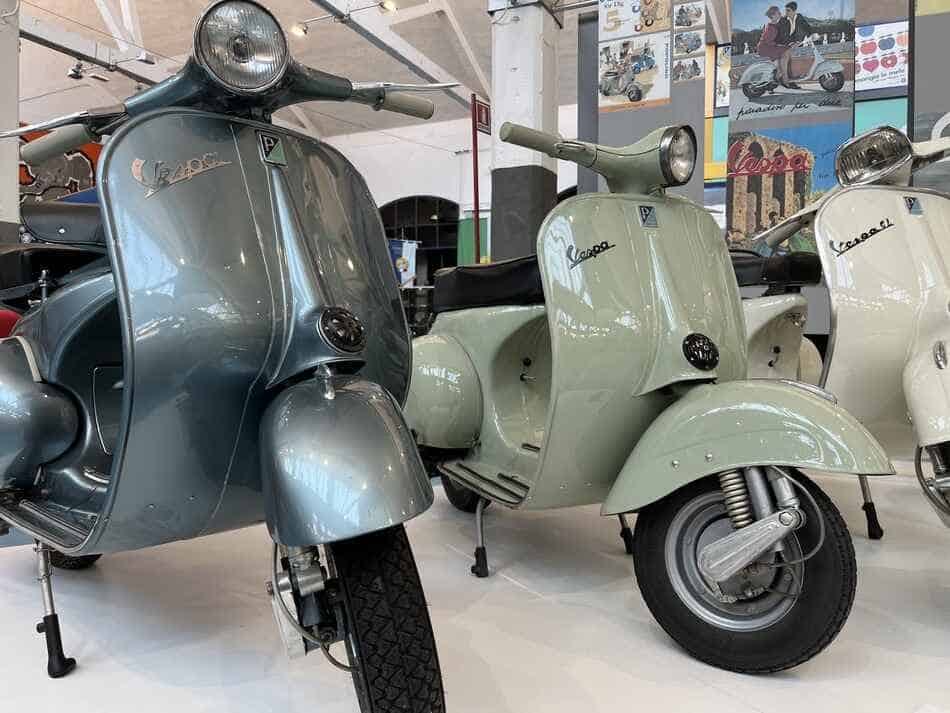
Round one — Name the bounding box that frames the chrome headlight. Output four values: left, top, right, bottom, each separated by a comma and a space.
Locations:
659, 125, 696, 187
195, 0, 289, 94
835, 126, 913, 186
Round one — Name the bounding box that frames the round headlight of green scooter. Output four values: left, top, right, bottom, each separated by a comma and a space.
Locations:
660, 125, 697, 187
195, 0, 289, 94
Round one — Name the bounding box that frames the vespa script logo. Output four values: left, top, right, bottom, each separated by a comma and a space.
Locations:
829, 218, 894, 258
131, 152, 232, 198
727, 143, 810, 177
567, 240, 616, 270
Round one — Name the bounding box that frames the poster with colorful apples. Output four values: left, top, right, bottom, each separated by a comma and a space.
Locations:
855, 21, 909, 91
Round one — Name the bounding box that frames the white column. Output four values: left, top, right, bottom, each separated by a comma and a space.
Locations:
0, 0, 19, 239
488, 1, 560, 261
490, 2, 560, 174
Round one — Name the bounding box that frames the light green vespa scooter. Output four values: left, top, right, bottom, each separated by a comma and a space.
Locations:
405, 123, 893, 673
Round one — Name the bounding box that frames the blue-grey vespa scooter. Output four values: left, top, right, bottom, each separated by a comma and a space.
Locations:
0, 3, 446, 710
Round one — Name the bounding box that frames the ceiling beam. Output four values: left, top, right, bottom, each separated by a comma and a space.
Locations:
309, 0, 472, 109
19, 10, 178, 85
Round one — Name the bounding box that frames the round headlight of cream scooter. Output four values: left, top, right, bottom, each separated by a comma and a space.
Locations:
659, 125, 697, 187
195, 0, 289, 94
835, 126, 913, 186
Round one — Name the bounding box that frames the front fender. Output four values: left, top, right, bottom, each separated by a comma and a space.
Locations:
602, 380, 893, 515
260, 376, 433, 546
815, 60, 844, 77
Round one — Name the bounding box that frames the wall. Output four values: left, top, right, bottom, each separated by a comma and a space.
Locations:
0, 0, 18, 241
326, 104, 580, 222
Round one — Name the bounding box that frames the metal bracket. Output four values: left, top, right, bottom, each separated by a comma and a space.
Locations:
487, 0, 564, 27
698, 509, 803, 583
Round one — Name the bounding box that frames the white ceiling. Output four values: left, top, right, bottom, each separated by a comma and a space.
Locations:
18, 0, 585, 136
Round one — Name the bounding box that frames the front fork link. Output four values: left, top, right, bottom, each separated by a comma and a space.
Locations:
267, 545, 348, 666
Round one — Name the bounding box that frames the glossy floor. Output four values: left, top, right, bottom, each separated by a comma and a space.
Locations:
1, 472, 948, 713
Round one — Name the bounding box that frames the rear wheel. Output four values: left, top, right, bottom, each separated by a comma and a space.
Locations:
439, 473, 481, 513
49, 552, 101, 570
819, 72, 845, 92
632, 470, 856, 673
742, 83, 766, 99
328, 525, 445, 713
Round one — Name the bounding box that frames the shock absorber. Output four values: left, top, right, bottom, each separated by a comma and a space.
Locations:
718, 469, 754, 528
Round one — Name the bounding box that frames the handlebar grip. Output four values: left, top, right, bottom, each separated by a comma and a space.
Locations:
499, 122, 561, 157
378, 92, 435, 120
20, 124, 96, 165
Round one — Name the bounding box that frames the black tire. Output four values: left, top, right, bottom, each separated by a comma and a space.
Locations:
49, 552, 101, 570
626, 86, 643, 102
328, 525, 445, 713
632, 471, 856, 673
742, 83, 766, 99
439, 473, 481, 513
819, 72, 845, 92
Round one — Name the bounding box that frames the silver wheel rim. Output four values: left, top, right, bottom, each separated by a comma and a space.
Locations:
664, 490, 804, 632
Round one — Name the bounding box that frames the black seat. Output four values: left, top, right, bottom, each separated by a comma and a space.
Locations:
20, 202, 106, 246
730, 250, 822, 288
0, 243, 105, 293
433, 255, 544, 314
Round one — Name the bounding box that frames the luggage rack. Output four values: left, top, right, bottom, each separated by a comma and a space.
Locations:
437, 460, 530, 507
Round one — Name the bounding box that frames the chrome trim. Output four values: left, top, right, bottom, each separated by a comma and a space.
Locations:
193, 0, 290, 96
0, 111, 88, 139
835, 126, 913, 187
658, 125, 696, 188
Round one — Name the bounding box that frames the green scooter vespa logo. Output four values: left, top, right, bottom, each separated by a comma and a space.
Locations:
567, 240, 616, 270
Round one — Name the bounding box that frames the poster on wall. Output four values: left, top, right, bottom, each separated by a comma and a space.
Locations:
673, 1, 706, 30
599, 0, 672, 41
388, 240, 419, 287
673, 29, 704, 58
715, 44, 732, 108
729, 0, 855, 122
726, 120, 851, 248
855, 21, 909, 91
673, 55, 704, 82
598, 32, 672, 110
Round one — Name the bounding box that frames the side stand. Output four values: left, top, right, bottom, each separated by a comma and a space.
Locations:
618, 514, 635, 555
859, 475, 884, 540
34, 542, 76, 678
471, 498, 490, 578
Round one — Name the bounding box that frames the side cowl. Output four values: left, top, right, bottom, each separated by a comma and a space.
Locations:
260, 375, 433, 545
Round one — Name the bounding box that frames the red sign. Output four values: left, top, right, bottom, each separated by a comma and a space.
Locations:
727, 143, 810, 177
474, 98, 491, 135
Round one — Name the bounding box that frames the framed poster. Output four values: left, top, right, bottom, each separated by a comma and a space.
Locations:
855, 21, 909, 92
673, 55, 704, 82
598, 31, 672, 111
599, 0, 672, 41
714, 44, 731, 108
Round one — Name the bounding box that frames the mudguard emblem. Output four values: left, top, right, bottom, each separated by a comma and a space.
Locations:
638, 205, 658, 227
131, 153, 232, 198
259, 132, 287, 165
567, 241, 616, 270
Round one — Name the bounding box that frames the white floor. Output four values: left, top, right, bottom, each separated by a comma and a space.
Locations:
1, 473, 949, 713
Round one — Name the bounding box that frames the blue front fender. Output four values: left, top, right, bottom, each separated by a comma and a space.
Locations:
260, 376, 433, 546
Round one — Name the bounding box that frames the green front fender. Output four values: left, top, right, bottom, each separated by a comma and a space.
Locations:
601, 380, 894, 515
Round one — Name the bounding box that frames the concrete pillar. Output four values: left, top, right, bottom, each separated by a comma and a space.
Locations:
488, 1, 559, 261
0, 0, 18, 242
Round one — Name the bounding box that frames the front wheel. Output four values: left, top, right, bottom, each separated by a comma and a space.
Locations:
439, 473, 481, 513
627, 86, 643, 102
327, 525, 445, 713
632, 470, 856, 673
819, 72, 845, 92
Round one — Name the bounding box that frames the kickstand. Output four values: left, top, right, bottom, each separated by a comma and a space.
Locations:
471, 498, 490, 578
618, 513, 635, 555
859, 475, 884, 540
34, 542, 76, 678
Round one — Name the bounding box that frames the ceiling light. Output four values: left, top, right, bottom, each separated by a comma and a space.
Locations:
291, 22, 308, 36
379, 1, 398, 12
293, 2, 397, 36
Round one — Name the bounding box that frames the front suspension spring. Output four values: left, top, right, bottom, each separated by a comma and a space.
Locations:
719, 469, 754, 528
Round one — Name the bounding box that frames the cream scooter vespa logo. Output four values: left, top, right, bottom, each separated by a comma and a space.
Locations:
131, 152, 232, 198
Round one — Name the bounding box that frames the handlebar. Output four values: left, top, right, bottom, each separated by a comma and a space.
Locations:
20, 124, 97, 165
499, 123, 562, 156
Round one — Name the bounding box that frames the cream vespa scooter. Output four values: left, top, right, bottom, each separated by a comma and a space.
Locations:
745, 126, 950, 530
406, 122, 894, 672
